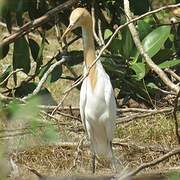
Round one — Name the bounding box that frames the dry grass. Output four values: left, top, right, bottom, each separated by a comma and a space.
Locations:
1, 112, 179, 180
0, 28, 180, 180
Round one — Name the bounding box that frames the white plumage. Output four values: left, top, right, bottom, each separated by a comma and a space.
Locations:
62, 8, 116, 172
80, 61, 116, 157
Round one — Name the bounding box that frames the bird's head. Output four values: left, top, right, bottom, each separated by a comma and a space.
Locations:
62, 8, 91, 39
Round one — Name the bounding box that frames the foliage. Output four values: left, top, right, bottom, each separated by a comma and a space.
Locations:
0, 0, 179, 107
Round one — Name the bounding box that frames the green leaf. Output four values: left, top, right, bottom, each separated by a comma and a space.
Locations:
0, 43, 9, 60
39, 62, 62, 83
8, 97, 40, 122
0, 65, 12, 87
13, 37, 30, 74
7, 0, 28, 12
104, 29, 113, 40
130, 62, 146, 80
50, 65, 62, 83
5, 10, 12, 33
41, 125, 59, 142
134, 26, 171, 62
130, 0, 149, 15
137, 20, 152, 40
147, 82, 159, 90
36, 33, 46, 69
121, 27, 134, 58
65, 51, 83, 66
0, 1, 12, 33
15, 82, 37, 98
175, 24, 180, 56
168, 171, 180, 180
153, 49, 174, 64
158, 59, 180, 69
29, 38, 40, 61
14, 82, 56, 105
109, 38, 122, 55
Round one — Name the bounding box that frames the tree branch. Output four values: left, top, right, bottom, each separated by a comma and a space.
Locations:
0, 0, 79, 49
123, 146, 180, 179
173, 90, 180, 144
165, 68, 180, 82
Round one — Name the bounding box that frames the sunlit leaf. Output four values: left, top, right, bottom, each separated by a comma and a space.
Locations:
134, 26, 171, 62
147, 82, 159, 89
158, 59, 180, 69
130, 62, 146, 80
104, 29, 113, 40
137, 20, 152, 40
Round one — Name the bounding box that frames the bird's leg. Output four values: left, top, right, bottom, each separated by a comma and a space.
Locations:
92, 152, 96, 173
89, 139, 96, 173
110, 141, 116, 172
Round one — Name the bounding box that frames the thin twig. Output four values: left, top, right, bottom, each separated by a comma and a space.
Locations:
57, 111, 81, 122
124, 0, 179, 94
0, 68, 23, 86
122, 146, 180, 179
39, 105, 174, 113
51, 91, 70, 115
91, 5, 101, 46
98, 19, 105, 46
165, 68, 180, 82
116, 108, 174, 124
68, 137, 85, 171
173, 90, 180, 144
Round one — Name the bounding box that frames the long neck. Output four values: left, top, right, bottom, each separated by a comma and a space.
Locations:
82, 23, 97, 90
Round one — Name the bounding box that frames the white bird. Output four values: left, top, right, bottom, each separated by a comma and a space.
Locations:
62, 8, 116, 173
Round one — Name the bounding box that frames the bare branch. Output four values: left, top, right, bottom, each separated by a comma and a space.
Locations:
0, 68, 23, 86
98, 19, 105, 46
123, 146, 180, 179
39, 105, 174, 113
124, 0, 179, 94
173, 90, 180, 144
51, 90, 70, 115
165, 68, 180, 82
116, 108, 174, 124
0, 0, 79, 49
91, 6, 101, 46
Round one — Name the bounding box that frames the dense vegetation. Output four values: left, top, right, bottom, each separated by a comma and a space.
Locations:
0, 0, 179, 108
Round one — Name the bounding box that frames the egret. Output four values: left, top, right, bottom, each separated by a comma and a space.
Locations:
62, 8, 116, 173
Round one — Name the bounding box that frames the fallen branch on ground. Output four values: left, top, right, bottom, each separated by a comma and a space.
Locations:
116, 108, 174, 124
123, 146, 180, 179
39, 105, 173, 113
